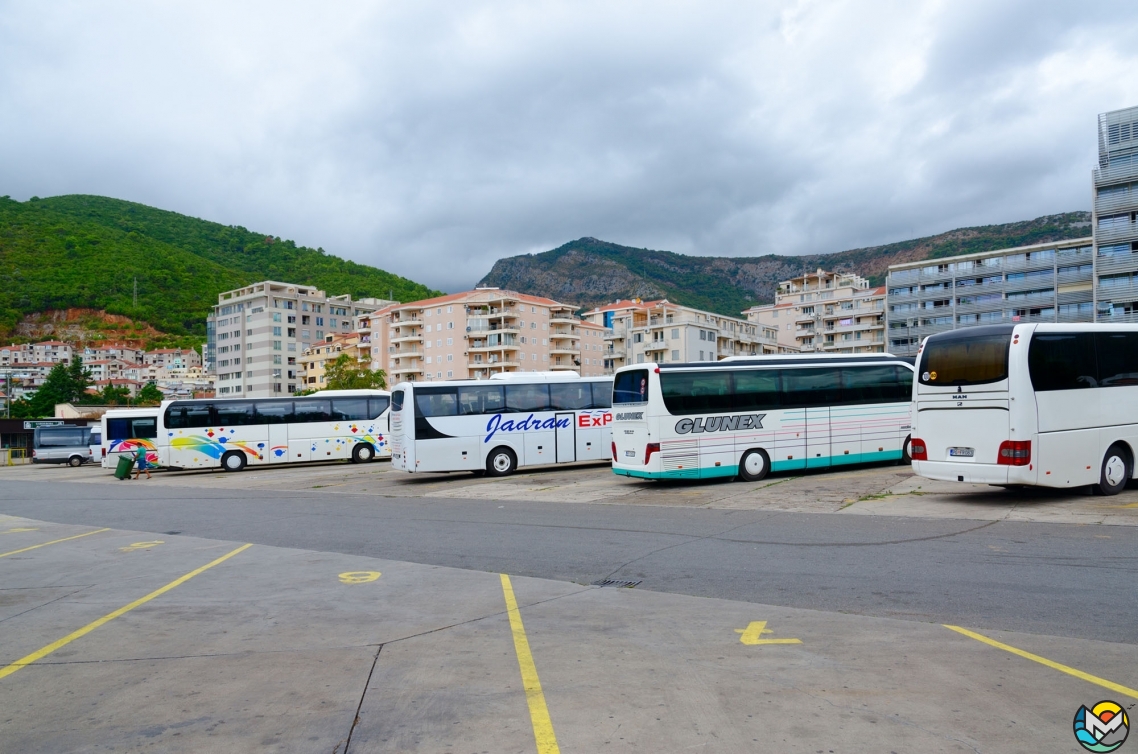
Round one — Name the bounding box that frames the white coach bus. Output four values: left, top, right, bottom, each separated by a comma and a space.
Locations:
152, 389, 391, 471
610, 355, 914, 481
100, 407, 161, 468
390, 372, 613, 476
910, 323, 1138, 495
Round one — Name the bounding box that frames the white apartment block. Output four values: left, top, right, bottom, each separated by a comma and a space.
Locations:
581, 299, 782, 373
144, 348, 202, 370
206, 281, 391, 398
744, 269, 886, 353
362, 288, 607, 383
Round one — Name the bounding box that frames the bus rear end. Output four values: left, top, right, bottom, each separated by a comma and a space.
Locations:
389, 385, 413, 471
610, 366, 661, 478
910, 324, 1034, 485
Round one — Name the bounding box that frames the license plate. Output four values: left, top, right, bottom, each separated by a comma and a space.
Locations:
624, 450, 636, 457
948, 447, 974, 457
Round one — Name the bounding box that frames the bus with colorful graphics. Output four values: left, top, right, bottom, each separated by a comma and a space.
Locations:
100, 407, 161, 469
610, 355, 914, 481
390, 372, 613, 476
150, 389, 391, 472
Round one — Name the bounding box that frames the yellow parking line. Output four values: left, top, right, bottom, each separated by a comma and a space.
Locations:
945, 625, 1138, 700
0, 528, 110, 559
500, 574, 560, 754
0, 543, 252, 681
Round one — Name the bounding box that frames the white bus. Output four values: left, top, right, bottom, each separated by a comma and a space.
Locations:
100, 407, 161, 468
153, 389, 391, 471
610, 355, 914, 481
910, 323, 1138, 495
390, 373, 613, 476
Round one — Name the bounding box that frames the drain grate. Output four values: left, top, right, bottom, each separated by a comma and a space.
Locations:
591, 579, 641, 589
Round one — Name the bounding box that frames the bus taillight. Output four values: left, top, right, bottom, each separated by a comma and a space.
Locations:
910, 438, 927, 461
612, 442, 617, 461
997, 440, 1031, 466
644, 443, 660, 465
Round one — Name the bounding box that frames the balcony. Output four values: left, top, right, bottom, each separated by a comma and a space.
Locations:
468, 340, 520, 351
391, 331, 423, 344
550, 346, 579, 356
549, 315, 578, 326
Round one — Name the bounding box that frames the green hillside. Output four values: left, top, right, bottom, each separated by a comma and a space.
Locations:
0, 195, 440, 342
478, 213, 1093, 316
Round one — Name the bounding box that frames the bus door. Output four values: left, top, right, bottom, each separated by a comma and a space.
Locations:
785, 369, 835, 469
256, 401, 293, 463
555, 413, 576, 463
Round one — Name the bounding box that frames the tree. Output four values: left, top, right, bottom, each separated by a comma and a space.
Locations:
323, 354, 387, 390
136, 382, 164, 405
96, 383, 132, 405
67, 357, 93, 398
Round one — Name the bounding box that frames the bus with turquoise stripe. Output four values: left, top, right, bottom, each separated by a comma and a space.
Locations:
610, 355, 914, 482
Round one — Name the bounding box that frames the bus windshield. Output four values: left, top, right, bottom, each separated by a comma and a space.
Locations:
919, 328, 1012, 387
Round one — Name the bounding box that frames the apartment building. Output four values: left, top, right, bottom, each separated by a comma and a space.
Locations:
743, 270, 886, 354
1, 341, 73, 366
362, 288, 606, 382
298, 333, 367, 388
581, 299, 781, 373
206, 281, 391, 398
1094, 104, 1138, 321
82, 343, 145, 365
143, 348, 202, 370
884, 238, 1095, 356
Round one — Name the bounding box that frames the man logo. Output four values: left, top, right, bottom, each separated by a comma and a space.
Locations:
1074, 700, 1129, 752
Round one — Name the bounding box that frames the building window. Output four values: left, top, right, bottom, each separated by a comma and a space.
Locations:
273, 341, 282, 351
672, 350, 679, 361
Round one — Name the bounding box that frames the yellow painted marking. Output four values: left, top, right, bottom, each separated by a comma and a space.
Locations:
0, 543, 252, 681
944, 625, 1138, 701
500, 574, 560, 754
118, 540, 165, 553
1, 528, 39, 534
0, 528, 110, 559
735, 621, 802, 645
338, 571, 381, 584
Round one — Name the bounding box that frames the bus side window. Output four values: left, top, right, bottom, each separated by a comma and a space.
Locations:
108, 418, 131, 439
591, 381, 613, 408
415, 389, 458, 417
505, 384, 550, 413
255, 401, 294, 424
182, 403, 212, 428
1095, 332, 1138, 387
841, 365, 905, 404
369, 397, 391, 417
215, 402, 255, 427
132, 418, 158, 438
1028, 333, 1097, 391
294, 399, 333, 423
458, 385, 504, 415
550, 383, 591, 410
782, 368, 840, 408
732, 370, 780, 411
331, 398, 370, 421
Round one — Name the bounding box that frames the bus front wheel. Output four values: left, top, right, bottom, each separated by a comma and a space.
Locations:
737, 448, 770, 482
486, 447, 517, 477
221, 451, 247, 472
1095, 443, 1131, 496
352, 443, 375, 464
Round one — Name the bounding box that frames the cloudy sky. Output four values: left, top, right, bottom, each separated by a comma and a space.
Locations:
2, 1, 1137, 291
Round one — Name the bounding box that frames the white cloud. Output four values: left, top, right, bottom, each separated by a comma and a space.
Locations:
1, 0, 1136, 291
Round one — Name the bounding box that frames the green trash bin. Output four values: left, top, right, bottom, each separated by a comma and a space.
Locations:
114, 454, 134, 480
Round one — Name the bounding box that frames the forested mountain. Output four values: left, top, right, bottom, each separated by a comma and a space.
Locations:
0, 195, 439, 342
478, 212, 1092, 315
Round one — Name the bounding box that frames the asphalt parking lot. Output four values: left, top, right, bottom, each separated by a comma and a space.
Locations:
2, 460, 1136, 752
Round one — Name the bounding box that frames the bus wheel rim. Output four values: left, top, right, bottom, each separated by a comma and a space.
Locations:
745, 453, 764, 475
494, 454, 510, 471
1105, 456, 1126, 486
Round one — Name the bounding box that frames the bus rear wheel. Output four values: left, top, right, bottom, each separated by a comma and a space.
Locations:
486, 447, 517, 477
901, 435, 912, 465
737, 448, 770, 482
352, 443, 375, 464
1094, 443, 1131, 496
221, 451, 247, 472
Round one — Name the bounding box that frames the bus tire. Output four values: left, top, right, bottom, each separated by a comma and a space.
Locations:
737, 448, 770, 482
221, 451, 247, 472
486, 447, 517, 477
901, 435, 912, 465
1094, 443, 1131, 496
352, 443, 375, 464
